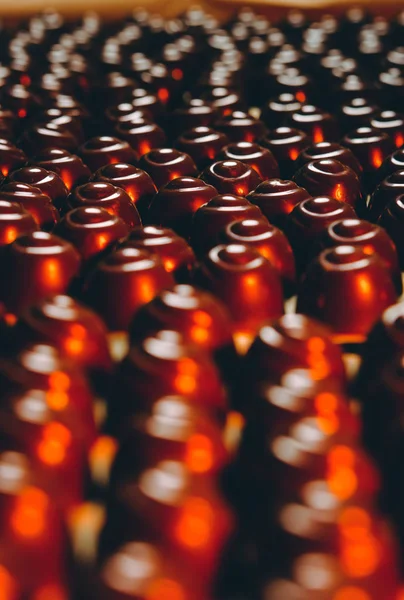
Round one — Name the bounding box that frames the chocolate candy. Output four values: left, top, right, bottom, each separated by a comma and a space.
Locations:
0, 183, 60, 231
164, 98, 217, 139
0, 453, 69, 594
376, 148, 404, 184
220, 218, 296, 296
105, 103, 153, 130
115, 120, 166, 158
148, 177, 217, 239
370, 109, 404, 148
0, 139, 27, 177
260, 126, 310, 178
260, 93, 303, 128
131, 88, 164, 120
286, 104, 339, 142
292, 159, 363, 212
120, 226, 195, 281
295, 141, 362, 177
13, 294, 111, 371
30, 148, 91, 192
190, 194, 263, 256
200, 160, 262, 196
338, 96, 378, 133
194, 244, 283, 338
369, 170, 404, 221
101, 461, 233, 590
316, 218, 402, 294
246, 179, 311, 230
82, 248, 174, 330
284, 196, 356, 272
91, 163, 156, 218
54, 206, 129, 263
109, 329, 227, 430
242, 314, 346, 388
110, 393, 228, 488
379, 194, 404, 268
0, 231, 80, 315
7, 166, 68, 208
79, 136, 138, 171
94, 542, 202, 600
19, 122, 79, 155
297, 245, 397, 343
128, 285, 235, 371
218, 141, 279, 179
213, 110, 267, 142
357, 303, 404, 398
175, 126, 229, 170
137, 148, 198, 189
0, 200, 38, 245
62, 182, 141, 228
342, 126, 396, 191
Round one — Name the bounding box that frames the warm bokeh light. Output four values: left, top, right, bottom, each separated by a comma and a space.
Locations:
296, 91, 306, 103
172, 69, 183, 81
175, 358, 198, 394
289, 148, 299, 161
146, 579, 186, 600
174, 497, 214, 549
185, 434, 214, 473
37, 422, 72, 466
307, 336, 330, 380
158, 88, 170, 104
314, 392, 339, 435
333, 588, 370, 600
0, 565, 18, 600
339, 507, 380, 578
11, 486, 48, 539
32, 584, 68, 600
327, 446, 358, 500
395, 133, 404, 148
313, 126, 324, 144
370, 148, 383, 169
47, 372, 70, 411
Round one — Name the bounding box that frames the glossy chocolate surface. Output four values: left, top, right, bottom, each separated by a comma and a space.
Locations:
190, 194, 263, 256
82, 247, 174, 330
7, 166, 68, 208
0, 231, 80, 314
137, 148, 198, 189
260, 126, 310, 178
175, 126, 229, 169
79, 136, 138, 171
30, 148, 91, 191
115, 120, 166, 158
54, 206, 129, 262
316, 218, 402, 294
246, 179, 311, 230
297, 245, 397, 342
194, 244, 284, 335
92, 163, 157, 218
13, 294, 111, 370
63, 182, 141, 227
120, 225, 195, 281
379, 193, 404, 268
369, 170, 404, 221
0, 200, 38, 245
295, 141, 362, 176
221, 217, 296, 296
292, 158, 363, 211
148, 177, 217, 239
0, 182, 60, 231
285, 196, 357, 271
200, 160, 262, 196
218, 141, 279, 180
